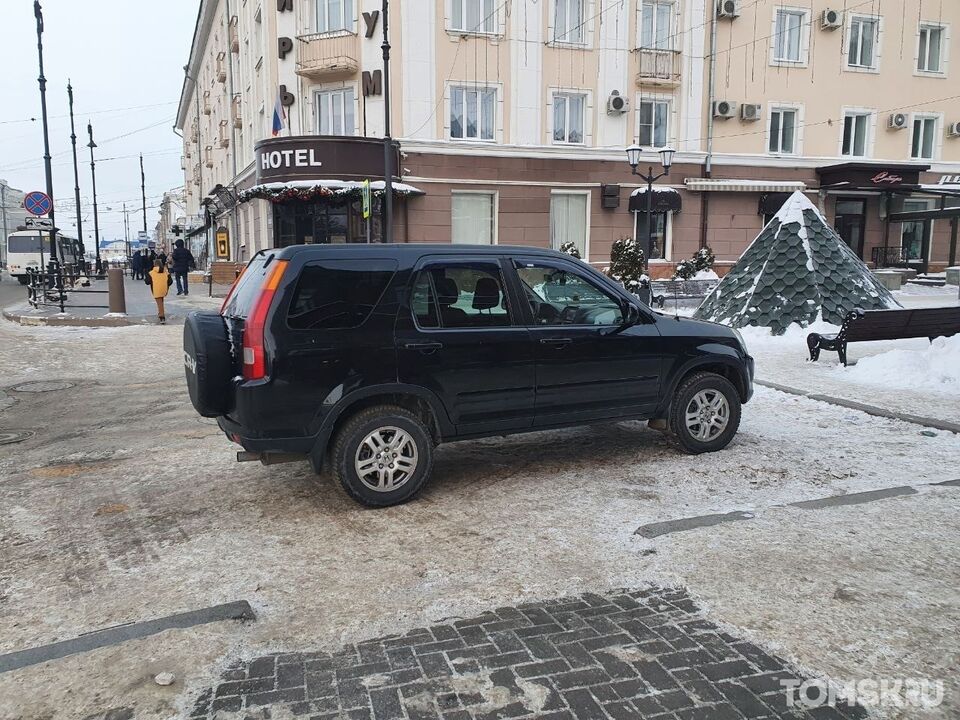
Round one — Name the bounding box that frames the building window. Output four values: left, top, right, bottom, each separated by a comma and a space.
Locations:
451, 192, 496, 244
918, 25, 944, 73
774, 9, 805, 62
841, 112, 871, 157
552, 93, 586, 144
316, 0, 351, 33
900, 200, 930, 261
553, 0, 585, 44
848, 16, 879, 69
635, 212, 669, 260
550, 193, 589, 259
315, 88, 355, 135
768, 108, 798, 154
911, 116, 938, 159
640, 1, 673, 50
450, 86, 496, 140
451, 0, 496, 33
637, 100, 669, 147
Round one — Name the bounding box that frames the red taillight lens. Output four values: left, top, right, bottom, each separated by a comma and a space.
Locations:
242, 260, 288, 381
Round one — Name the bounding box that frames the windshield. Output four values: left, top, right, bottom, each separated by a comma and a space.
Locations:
8, 235, 53, 254
221, 252, 273, 319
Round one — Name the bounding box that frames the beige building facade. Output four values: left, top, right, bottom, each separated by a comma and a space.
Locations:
176, 0, 960, 277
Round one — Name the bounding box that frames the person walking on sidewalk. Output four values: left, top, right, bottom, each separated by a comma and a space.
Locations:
171, 239, 196, 296
130, 250, 143, 280
145, 259, 172, 324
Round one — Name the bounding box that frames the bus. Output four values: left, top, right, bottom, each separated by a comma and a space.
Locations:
5, 230, 80, 285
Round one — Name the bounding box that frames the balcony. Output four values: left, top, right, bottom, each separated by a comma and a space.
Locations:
296, 31, 360, 80
635, 48, 682, 87
229, 15, 239, 53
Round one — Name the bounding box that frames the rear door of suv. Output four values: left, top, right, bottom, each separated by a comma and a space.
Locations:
395, 255, 536, 436
508, 256, 662, 425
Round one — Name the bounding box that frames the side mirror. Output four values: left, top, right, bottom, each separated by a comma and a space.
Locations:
624, 303, 641, 326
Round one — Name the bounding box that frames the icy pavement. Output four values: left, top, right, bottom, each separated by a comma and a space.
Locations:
0, 318, 958, 719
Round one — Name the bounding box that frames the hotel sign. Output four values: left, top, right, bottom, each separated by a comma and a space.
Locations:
254, 136, 400, 183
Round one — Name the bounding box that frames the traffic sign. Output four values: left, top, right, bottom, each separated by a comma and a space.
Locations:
361, 180, 371, 219
24, 191, 52, 217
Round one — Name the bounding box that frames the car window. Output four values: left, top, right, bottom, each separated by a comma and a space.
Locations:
222, 252, 273, 319
412, 263, 511, 329
287, 259, 397, 329
515, 261, 624, 326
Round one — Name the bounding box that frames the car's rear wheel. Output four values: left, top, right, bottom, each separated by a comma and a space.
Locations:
331, 405, 433, 507
669, 372, 741, 454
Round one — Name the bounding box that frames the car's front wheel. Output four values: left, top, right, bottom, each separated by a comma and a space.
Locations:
669, 372, 741, 454
331, 405, 434, 507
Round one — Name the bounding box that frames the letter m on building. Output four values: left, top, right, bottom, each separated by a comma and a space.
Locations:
362, 70, 382, 97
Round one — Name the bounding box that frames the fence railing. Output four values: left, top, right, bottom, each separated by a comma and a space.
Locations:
26, 265, 109, 313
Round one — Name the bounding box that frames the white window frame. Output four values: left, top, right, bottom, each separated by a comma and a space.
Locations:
767, 104, 803, 155
910, 113, 942, 161
635, 97, 672, 148
446, 83, 502, 142
770, 7, 810, 66
549, 89, 591, 145
845, 14, 882, 73
633, 209, 674, 262
638, 1, 675, 51
839, 108, 875, 158
549, 190, 591, 261
549, 0, 592, 47
314, 84, 358, 136
448, 0, 499, 36
451, 190, 498, 245
916, 23, 950, 76
315, 0, 352, 34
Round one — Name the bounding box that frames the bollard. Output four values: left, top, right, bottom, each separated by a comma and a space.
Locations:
107, 268, 127, 314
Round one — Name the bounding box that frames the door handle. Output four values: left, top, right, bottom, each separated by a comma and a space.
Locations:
404, 341, 443, 353
539, 337, 573, 347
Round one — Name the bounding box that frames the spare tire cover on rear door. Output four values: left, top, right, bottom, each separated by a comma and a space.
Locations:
183, 311, 234, 418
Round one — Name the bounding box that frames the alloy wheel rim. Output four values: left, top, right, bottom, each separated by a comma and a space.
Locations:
684, 389, 730, 441
354, 426, 419, 492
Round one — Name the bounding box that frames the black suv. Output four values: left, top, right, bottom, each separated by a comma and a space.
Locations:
184, 245, 753, 507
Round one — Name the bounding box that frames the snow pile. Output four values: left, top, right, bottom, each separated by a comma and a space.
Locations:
694, 269, 719, 280
737, 315, 839, 353
836, 334, 960, 392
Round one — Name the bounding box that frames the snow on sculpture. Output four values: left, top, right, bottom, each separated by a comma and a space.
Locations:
694, 191, 901, 334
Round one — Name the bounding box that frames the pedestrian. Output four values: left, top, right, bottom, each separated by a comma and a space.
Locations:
170, 239, 197, 296
158, 250, 168, 268
131, 250, 142, 280
145, 259, 172, 323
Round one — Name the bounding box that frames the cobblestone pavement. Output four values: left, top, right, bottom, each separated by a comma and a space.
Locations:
190, 589, 865, 720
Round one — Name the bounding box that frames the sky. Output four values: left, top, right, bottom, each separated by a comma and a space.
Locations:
0, 0, 198, 245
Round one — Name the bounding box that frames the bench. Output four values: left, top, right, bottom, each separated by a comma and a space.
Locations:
650, 278, 720, 309
807, 307, 960, 366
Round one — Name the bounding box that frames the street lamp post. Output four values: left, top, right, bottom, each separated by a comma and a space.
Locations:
33, 1, 58, 269
626, 145, 676, 271
67, 81, 85, 273
87, 122, 103, 275
381, 0, 393, 243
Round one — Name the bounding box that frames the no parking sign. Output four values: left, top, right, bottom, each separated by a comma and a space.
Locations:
24, 191, 52, 217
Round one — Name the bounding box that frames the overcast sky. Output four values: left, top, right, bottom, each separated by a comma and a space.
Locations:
0, 0, 197, 244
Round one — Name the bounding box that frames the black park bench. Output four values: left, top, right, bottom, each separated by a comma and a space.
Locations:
650, 278, 720, 310
807, 307, 960, 366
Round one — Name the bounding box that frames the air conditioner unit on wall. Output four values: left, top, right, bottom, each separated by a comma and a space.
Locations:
714, 100, 737, 119
607, 91, 629, 115
717, 0, 740, 19
821, 9, 843, 29
948, 122, 960, 137
741, 103, 762, 121
888, 113, 909, 130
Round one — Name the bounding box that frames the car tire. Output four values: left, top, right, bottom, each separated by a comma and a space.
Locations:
668, 372, 741, 454
331, 405, 434, 507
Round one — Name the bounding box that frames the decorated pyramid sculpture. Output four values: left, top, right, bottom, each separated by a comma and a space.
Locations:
694, 191, 901, 334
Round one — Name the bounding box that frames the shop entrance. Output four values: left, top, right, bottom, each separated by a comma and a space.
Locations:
273, 199, 382, 248
834, 198, 867, 258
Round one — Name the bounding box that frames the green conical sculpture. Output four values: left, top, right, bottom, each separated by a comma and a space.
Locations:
694, 191, 900, 334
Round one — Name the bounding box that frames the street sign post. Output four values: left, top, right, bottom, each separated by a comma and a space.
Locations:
361, 180, 371, 219
24, 190, 52, 217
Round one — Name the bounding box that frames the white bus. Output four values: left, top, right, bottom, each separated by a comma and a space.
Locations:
5, 230, 80, 285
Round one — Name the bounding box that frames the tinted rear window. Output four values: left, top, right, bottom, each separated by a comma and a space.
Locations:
287, 259, 397, 330
221, 253, 273, 318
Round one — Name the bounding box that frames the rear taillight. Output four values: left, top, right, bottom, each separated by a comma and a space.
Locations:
241, 259, 288, 381
219, 265, 247, 314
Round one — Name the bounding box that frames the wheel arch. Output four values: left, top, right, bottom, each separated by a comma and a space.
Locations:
659, 355, 750, 418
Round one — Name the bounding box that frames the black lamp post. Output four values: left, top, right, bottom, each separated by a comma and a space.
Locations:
33, 1, 58, 268
87, 122, 103, 275
626, 144, 675, 271
381, 0, 393, 243
67, 81, 85, 272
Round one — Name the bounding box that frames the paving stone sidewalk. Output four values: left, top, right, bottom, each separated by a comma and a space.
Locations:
189, 588, 865, 720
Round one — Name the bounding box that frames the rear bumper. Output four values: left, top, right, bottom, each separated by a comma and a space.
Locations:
216, 415, 314, 455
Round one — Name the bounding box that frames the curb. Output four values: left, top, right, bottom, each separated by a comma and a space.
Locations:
2, 303, 171, 328
756, 379, 960, 434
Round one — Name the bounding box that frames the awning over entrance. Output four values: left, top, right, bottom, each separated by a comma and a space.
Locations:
238, 179, 424, 204
816, 162, 930, 191
684, 178, 807, 193
628, 186, 682, 212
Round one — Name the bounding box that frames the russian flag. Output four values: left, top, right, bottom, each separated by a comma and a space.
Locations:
272, 88, 286, 137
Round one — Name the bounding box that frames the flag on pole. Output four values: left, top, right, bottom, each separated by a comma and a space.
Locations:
272, 88, 287, 137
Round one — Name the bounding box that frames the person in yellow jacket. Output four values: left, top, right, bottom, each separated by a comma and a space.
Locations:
145, 259, 172, 324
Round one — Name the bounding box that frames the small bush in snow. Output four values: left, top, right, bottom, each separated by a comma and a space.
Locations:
608, 237, 648, 292
695, 246, 715, 272
673, 246, 716, 279
674, 259, 698, 280
558, 241, 581, 259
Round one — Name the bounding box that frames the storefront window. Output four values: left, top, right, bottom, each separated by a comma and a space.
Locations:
274, 199, 380, 247
901, 200, 930, 261
635, 211, 668, 260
